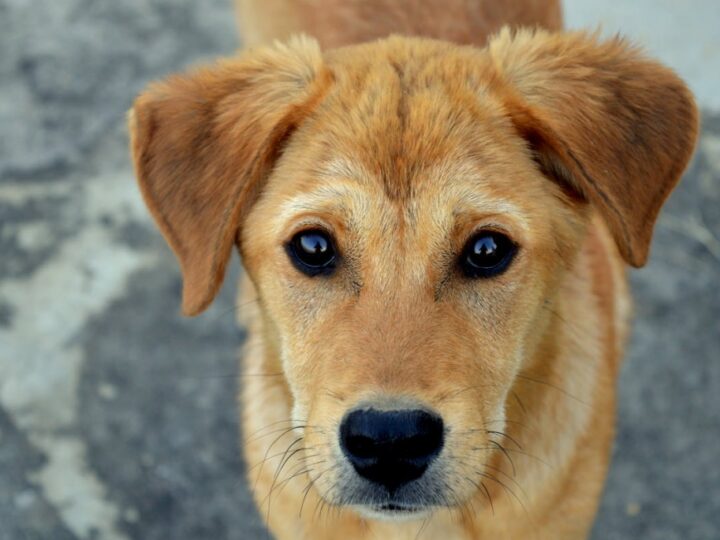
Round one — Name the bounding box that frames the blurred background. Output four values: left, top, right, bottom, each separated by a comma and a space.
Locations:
0, 1, 718, 539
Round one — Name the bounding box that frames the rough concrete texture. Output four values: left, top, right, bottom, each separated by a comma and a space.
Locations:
0, 1, 718, 539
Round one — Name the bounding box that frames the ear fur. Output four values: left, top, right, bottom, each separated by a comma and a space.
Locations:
488, 28, 699, 266
129, 36, 331, 315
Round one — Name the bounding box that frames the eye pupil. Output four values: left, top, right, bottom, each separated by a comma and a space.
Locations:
473, 236, 497, 258
288, 230, 337, 275
461, 231, 516, 278
299, 234, 329, 256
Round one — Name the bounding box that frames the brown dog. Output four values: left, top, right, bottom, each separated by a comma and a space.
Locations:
129, 1, 698, 538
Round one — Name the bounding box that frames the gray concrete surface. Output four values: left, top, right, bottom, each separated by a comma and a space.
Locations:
0, 1, 718, 539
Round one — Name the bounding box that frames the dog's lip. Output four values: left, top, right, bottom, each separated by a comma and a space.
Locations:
352, 501, 431, 522
373, 503, 424, 513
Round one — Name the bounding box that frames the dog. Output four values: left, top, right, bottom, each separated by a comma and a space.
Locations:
129, 0, 698, 538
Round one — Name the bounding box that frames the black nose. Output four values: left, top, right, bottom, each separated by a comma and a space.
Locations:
340, 408, 444, 493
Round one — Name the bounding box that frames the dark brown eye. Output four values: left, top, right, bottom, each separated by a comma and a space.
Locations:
460, 231, 517, 278
287, 229, 337, 276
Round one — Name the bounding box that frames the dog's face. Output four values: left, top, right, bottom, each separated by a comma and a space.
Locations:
240, 44, 587, 515
130, 32, 697, 519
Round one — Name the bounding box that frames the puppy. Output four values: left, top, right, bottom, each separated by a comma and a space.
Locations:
129, 1, 698, 538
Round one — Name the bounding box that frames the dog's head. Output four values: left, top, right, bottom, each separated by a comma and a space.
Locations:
130, 31, 697, 519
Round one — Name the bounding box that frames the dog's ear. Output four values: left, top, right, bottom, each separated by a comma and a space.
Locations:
129, 36, 331, 315
488, 28, 699, 266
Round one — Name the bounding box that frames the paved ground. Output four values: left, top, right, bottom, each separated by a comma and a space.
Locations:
0, 1, 718, 539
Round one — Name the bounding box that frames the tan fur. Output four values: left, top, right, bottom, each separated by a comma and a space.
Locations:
237, 0, 562, 49
129, 1, 698, 538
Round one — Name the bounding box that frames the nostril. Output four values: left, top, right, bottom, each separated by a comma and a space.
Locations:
395, 432, 440, 460
339, 408, 444, 491
344, 434, 377, 460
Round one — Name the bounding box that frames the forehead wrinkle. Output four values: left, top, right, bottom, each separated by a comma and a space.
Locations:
421, 159, 531, 231
273, 180, 373, 232
314, 157, 371, 183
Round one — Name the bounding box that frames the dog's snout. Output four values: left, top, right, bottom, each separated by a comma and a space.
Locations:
340, 409, 444, 493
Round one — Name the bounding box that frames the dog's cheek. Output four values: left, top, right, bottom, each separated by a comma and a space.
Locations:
272, 308, 343, 421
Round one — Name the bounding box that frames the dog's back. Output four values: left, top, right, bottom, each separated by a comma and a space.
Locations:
237, 0, 562, 48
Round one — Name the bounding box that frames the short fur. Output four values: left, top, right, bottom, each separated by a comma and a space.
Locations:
129, 1, 698, 538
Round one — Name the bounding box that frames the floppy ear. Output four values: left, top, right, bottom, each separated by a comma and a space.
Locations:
129, 36, 331, 315
488, 28, 699, 266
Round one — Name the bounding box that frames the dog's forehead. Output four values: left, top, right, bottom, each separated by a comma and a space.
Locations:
304, 38, 532, 202
264, 37, 560, 248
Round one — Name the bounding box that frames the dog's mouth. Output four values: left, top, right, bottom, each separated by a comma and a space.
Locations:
355, 502, 431, 521
377, 503, 422, 513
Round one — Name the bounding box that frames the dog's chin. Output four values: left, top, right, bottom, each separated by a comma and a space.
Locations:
352, 503, 432, 522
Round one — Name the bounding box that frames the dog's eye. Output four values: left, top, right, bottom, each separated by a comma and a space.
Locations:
460, 231, 517, 278
287, 229, 337, 276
